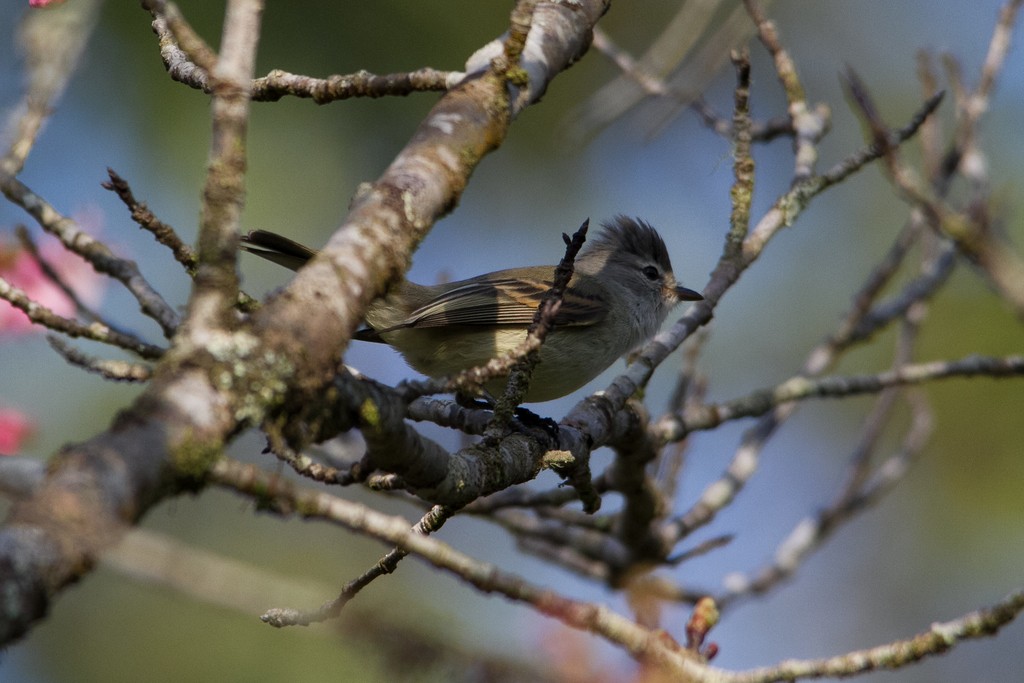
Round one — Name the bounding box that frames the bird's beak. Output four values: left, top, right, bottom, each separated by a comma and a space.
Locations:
675, 285, 704, 302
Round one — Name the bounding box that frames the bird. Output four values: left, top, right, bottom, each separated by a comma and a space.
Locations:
241, 216, 703, 402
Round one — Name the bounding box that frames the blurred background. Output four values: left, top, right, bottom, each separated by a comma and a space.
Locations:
1, 1, 1022, 681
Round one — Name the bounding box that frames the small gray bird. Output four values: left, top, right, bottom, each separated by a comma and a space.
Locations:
241, 216, 703, 402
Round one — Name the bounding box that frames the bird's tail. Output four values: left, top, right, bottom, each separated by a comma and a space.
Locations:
239, 230, 316, 271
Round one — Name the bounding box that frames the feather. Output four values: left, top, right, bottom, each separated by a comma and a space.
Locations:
377, 277, 607, 332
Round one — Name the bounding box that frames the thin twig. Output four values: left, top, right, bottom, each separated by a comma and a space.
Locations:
14, 226, 112, 328
144, 0, 218, 71
716, 589, 1024, 682
816, 90, 945, 190
263, 428, 357, 486
589, 26, 792, 143
102, 169, 197, 274
0, 275, 164, 359
725, 49, 754, 260
743, 0, 826, 180
148, 7, 453, 103
486, 219, 589, 434
673, 353, 1022, 434
46, 335, 153, 382
263, 505, 453, 626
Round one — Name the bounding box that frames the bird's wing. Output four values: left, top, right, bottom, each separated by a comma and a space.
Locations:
381, 277, 607, 331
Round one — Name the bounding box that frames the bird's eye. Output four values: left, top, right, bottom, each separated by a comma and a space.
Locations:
641, 265, 660, 281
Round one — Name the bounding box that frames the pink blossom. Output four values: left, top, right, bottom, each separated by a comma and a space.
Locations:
30, 1, 68, 8
0, 408, 34, 456
0, 231, 105, 335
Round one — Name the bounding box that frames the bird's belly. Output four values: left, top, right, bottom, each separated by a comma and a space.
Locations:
379, 326, 624, 402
